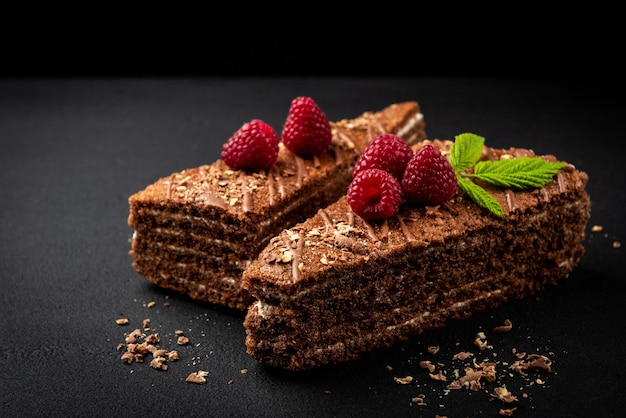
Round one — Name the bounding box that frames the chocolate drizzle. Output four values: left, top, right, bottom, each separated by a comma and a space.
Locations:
280, 231, 303, 281
266, 166, 286, 206
505, 189, 518, 213
380, 219, 389, 240
330, 144, 343, 166
319, 209, 334, 231
266, 169, 276, 206
237, 173, 253, 213
364, 221, 379, 242
396, 214, 414, 241
269, 165, 286, 205
203, 193, 227, 210
556, 171, 566, 193
164, 180, 172, 199
294, 155, 306, 188
366, 117, 386, 142
336, 131, 356, 151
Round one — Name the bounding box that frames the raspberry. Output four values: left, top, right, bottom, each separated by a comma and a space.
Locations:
353, 133, 414, 180
347, 168, 402, 221
401, 144, 457, 206
221, 119, 279, 171
282, 96, 332, 158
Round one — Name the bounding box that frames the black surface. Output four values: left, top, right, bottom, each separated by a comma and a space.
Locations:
1, 78, 625, 417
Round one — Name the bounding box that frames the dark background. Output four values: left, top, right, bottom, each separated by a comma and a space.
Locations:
2, 16, 625, 418
1, 8, 622, 80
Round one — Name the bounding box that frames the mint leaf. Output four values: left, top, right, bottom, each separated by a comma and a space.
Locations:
456, 175, 505, 218
449, 133, 485, 172
448, 132, 566, 218
468, 157, 566, 189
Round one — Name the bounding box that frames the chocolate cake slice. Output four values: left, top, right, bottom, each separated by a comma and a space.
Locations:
242, 139, 591, 371
127, 102, 426, 310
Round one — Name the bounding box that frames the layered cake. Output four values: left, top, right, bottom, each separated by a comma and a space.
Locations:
127, 101, 426, 310
242, 138, 591, 371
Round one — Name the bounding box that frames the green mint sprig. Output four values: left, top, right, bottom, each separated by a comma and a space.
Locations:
449, 133, 566, 218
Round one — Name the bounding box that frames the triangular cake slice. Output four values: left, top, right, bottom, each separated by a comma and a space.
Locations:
128, 102, 426, 310
242, 139, 591, 370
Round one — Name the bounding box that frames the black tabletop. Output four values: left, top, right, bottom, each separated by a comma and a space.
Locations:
1, 77, 624, 417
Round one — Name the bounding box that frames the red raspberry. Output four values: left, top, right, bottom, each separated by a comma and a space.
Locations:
347, 168, 402, 221
282, 96, 332, 158
221, 119, 279, 171
401, 144, 457, 206
353, 133, 414, 180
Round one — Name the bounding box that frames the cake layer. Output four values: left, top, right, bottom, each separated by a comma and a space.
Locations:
242, 140, 590, 370
128, 102, 426, 310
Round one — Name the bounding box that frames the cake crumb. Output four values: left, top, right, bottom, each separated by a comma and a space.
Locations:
411, 394, 426, 406
420, 360, 436, 373
591, 225, 603, 232
394, 376, 414, 385
493, 319, 513, 333
147, 301, 156, 308
428, 346, 440, 354
474, 332, 491, 350
150, 356, 168, 370
493, 386, 518, 403
116, 318, 129, 325
499, 408, 517, 416
613, 241, 621, 248
186, 370, 209, 384
429, 371, 447, 381
453, 351, 472, 361
117, 316, 182, 371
